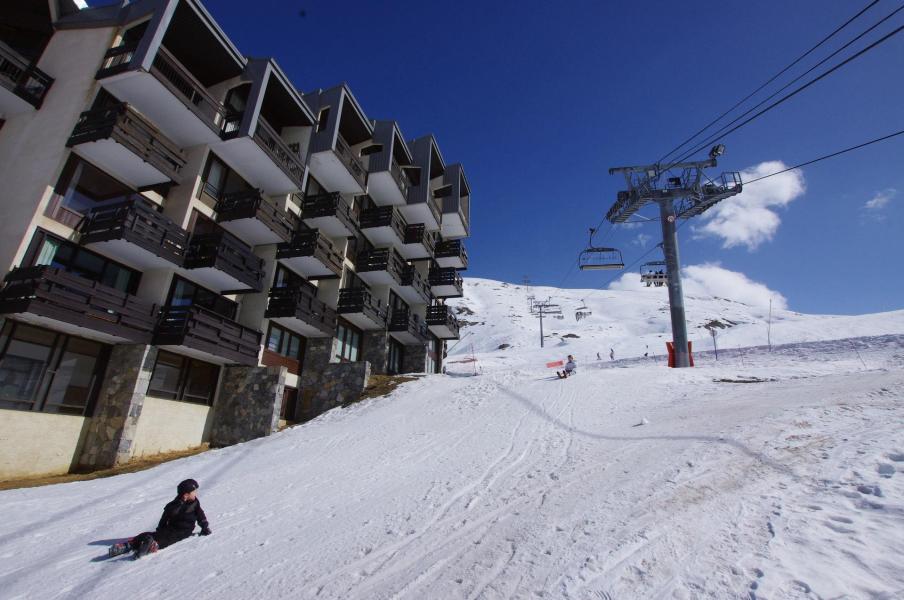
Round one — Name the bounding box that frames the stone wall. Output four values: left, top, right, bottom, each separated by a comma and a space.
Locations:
209, 365, 286, 447
362, 330, 390, 374
77, 344, 157, 470
309, 361, 371, 414
402, 343, 428, 374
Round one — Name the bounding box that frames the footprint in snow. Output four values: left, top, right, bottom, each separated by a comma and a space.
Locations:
877, 463, 895, 478
857, 484, 882, 497
887, 452, 904, 462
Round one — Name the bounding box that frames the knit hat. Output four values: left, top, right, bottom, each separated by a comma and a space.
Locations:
177, 479, 199, 495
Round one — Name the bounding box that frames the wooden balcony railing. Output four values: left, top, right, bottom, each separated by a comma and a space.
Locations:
356, 248, 406, 284
80, 199, 188, 266
335, 135, 367, 189
300, 192, 358, 234
400, 265, 432, 304
0, 42, 53, 108
155, 304, 261, 366
265, 286, 337, 337
428, 267, 464, 296
276, 230, 343, 278
254, 117, 306, 189
434, 239, 469, 269
185, 229, 265, 292
403, 224, 435, 255
67, 102, 186, 183
426, 304, 460, 338
0, 266, 158, 343
360, 206, 407, 241
151, 46, 227, 134
215, 189, 299, 244
388, 306, 429, 343
389, 159, 412, 198
337, 288, 387, 325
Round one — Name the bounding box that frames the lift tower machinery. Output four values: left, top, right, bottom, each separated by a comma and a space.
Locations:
606, 145, 743, 367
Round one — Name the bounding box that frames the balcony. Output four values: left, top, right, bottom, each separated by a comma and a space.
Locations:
0, 41, 53, 116
183, 229, 264, 293
426, 305, 460, 340
429, 267, 464, 298
216, 116, 307, 195
265, 286, 337, 338
399, 224, 434, 260
154, 305, 261, 366
215, 189, 299, 245
300, 192, 357, 238
434, 239, 469, 270
441, 163, 471, 239
276, 230, 343, 280
337, 288, 387, 331
359, 206, 406, 249
67, 102, 186, 188
97, 44, 229, 147
0, 266, 157, 344
388, 306, 429, 346
355, 248, 405, 288
80, 200, 188, 270
399, 265, 432, 305
369, 159, 413, 207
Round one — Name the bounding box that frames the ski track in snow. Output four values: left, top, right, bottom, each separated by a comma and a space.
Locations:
1, 279, 904, 599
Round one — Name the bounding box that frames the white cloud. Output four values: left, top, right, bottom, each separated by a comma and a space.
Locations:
863, 188, 895, 217
693, 161, 805, 251
608, 263, 787, 310
632, 233, 652, 247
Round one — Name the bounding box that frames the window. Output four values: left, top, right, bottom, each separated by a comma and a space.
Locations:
25, 230, 140, 294
388, 339, 403, 375
0, 321, 109, 416
166, 275, 237, 320
273, 265, 315, 294
198, 154, 252, 201
334, 321, 361, 362
265, 323, 304, 361
147, 350, 220, 406
305, 176, 326, 196
50, 156, 152, 222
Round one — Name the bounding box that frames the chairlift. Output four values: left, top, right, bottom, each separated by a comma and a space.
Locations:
640, 261, 668, 287
578, 228, 624, 271
575, 298, 592, 321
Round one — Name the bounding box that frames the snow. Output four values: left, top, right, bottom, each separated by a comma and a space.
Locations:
1, 278, 903, 599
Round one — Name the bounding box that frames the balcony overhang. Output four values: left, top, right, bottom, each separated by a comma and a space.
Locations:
434, 240, 468, 270
300, 193, 356, 238
67, 103, 186, 188
389, 327, 428, 346
183, 232, 264, 293
367, 170, 406, 206
0, 267, 157, 345
399, 202, 440, 232
308, 147, 366, 195
265, 288, 336, 338
154, 306, 261, 366
427, 322, 459, 340
339, 311, 385, 331
276, 231, 342, 280
215, 191, 298, 246
79, 201, 187, 271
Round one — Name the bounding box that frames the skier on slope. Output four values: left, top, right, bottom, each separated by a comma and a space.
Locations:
108, 479, 211, 559
557, 355, 577, 378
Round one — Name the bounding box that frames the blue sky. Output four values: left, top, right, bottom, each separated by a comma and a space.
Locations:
103, 0, 903, 314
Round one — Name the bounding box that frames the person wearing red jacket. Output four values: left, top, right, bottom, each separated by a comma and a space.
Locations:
108, 479, 211, 559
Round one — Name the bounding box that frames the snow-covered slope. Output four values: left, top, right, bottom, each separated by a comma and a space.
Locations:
1, 278, 903, 599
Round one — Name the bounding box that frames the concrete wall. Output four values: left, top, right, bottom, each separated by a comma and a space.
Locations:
131, 396, 212, 457
0, 27, 116, 272
0, 410, 88, 480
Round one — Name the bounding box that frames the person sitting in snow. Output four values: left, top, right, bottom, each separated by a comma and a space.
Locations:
108, 479, 211, 559
557, 355, 577, 378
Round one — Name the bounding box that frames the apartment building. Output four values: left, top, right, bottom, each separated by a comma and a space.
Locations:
0, 0, 470, 480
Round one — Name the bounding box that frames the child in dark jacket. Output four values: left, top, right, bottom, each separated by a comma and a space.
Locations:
109, 479, 211, 558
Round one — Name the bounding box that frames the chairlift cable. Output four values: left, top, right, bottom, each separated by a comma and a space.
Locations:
663, 16, 904, 171
657, 0, 882, 166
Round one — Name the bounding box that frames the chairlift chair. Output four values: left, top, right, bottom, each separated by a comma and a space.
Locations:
575, 299, 592, 322
640, 261, 668, 287
578, 229, 625, 271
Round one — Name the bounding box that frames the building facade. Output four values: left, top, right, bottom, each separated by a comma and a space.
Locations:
0, 0, 469, 479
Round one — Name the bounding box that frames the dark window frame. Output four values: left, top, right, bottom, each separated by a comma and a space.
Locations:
165, 274, 237, 320
0, 320, 110, 417
334, 319, 362, 363
23, 229, 142, 295
147, 350, 220, 406
265, 322, 304, 361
